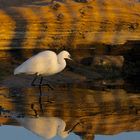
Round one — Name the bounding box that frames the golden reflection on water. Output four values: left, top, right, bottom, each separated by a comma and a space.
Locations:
0, 0, 140, 51
0, 86, 140, 139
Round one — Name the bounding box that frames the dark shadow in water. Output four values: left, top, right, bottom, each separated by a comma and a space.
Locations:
1, 8, 27, 62
0, 0, 50, 7
9, 88, 26, 116
122, 41, 140, 93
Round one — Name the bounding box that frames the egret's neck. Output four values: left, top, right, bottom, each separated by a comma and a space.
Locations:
58, 120, 69, 138
57, 54, 66, 72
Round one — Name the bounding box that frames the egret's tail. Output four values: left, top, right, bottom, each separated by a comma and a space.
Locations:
14, 66, 24, 75
14, 67, 19, 75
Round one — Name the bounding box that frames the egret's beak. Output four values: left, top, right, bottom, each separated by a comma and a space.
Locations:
68, 122, 80, 133
68, 55, 72, 60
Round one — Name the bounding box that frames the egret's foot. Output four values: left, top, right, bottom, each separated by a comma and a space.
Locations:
41, 83, 54, 90
31, 104, 39, 118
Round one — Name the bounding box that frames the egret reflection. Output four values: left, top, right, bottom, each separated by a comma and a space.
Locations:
16, 117, 80, 140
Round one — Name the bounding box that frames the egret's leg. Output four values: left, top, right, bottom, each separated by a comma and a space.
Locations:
31, 73, 38, 86
39, 77, 54, 90
39, 76, 43, 85
44, 82, 54, 90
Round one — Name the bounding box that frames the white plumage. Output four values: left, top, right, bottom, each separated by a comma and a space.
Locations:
16, 117, 70, 139
14, 50, 71, 76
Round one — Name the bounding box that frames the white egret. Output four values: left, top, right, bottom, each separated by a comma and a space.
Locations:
14, 50, 72, 88
16, 117, 80, 140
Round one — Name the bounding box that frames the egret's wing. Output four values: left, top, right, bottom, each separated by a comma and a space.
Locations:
14, 51, 58, 75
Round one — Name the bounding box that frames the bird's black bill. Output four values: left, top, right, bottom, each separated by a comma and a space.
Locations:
68, 122, 80, 133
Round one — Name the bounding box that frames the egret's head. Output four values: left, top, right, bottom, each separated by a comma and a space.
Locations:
58, 130, 70, 139
59, 50, 72, 60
